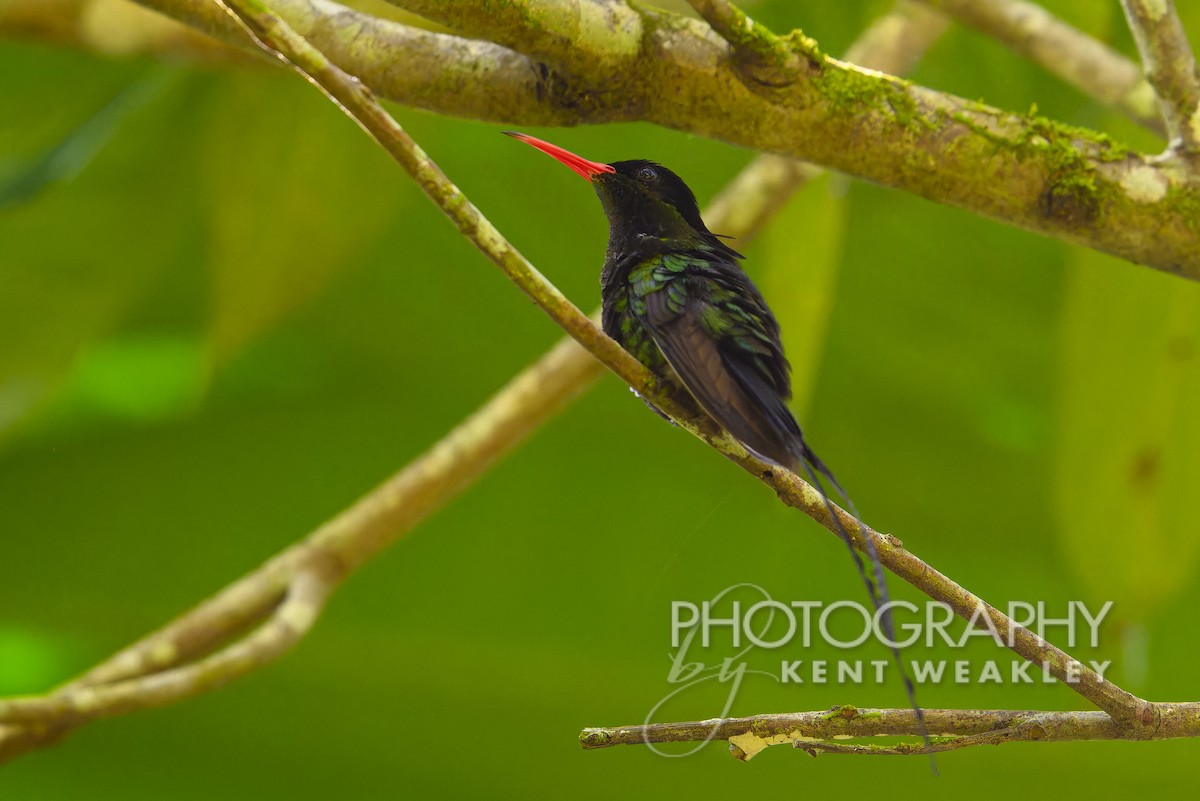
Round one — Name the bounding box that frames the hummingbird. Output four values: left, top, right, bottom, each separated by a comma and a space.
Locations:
504, 133, 865, 531
505, 131, 930, 751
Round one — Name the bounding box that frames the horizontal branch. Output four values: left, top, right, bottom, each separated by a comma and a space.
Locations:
580, 702, 1200, 759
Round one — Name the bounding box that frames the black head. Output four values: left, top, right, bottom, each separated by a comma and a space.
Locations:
504, 132, 742, 260
596, 160, 740, 254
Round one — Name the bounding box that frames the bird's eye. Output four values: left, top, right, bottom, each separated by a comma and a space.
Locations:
638, 166, 658, 181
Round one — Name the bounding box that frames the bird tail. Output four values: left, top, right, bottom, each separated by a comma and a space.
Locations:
793, 445, 936, 772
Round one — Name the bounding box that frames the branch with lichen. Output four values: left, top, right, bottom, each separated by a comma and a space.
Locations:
1121, 0, 1200, 160
8, 0, 1200, 274
917, 0, 1164, 134
6, 0, 1157, 138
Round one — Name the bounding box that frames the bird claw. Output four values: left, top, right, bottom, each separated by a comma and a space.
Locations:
629, 387, 676, 425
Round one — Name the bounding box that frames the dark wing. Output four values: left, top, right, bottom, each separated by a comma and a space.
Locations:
637, 251, 805, 468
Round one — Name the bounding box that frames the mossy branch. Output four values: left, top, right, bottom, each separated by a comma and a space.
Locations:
381, 0, 644, 80
13, 1, 1200, 276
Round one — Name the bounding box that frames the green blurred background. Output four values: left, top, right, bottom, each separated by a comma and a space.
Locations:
2, 0, 1199, 797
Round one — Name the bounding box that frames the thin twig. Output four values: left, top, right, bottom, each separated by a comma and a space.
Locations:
918, 0, 1164, 135
1121, 0, 1200, 159
582, 703, 1198, 760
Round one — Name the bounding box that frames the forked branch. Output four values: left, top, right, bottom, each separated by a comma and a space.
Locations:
918, 0, 1164, 134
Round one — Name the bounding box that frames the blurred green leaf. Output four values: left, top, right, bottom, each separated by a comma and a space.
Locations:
1055, 252, 1200, 620
63, 335, 204, 423
200, 78, 399, 365
0, 70, 170, 210
0, 70, 198, 445
0, 627, 72, 695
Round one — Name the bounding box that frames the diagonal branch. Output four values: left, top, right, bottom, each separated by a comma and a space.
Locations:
4, 0, 895, 758
1121, 0, 1200, 159
211, 0, 1157, 732
918, 0, 1164, 135
208, 0, 656, 393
